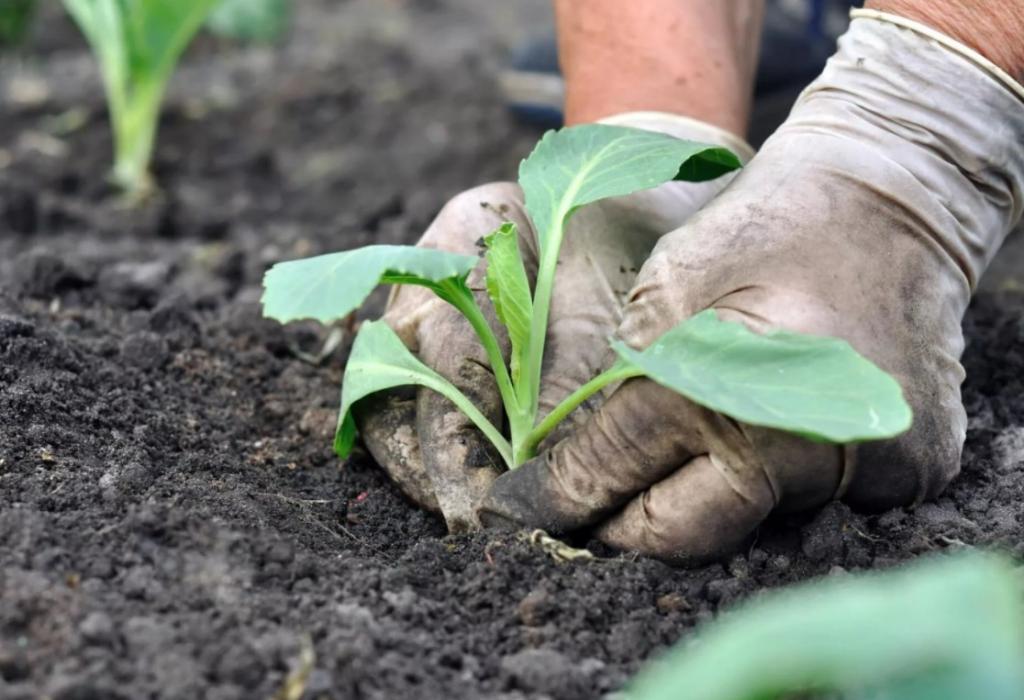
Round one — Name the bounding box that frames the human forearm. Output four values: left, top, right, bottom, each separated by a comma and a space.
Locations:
867, 0, 1024, 80
553, 0, 764, 135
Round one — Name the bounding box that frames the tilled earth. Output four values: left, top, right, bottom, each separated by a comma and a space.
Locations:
2, 2, 1024, 699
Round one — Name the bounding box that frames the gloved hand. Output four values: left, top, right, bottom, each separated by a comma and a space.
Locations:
354, 113, 753, 532
479, 13, 1024, 563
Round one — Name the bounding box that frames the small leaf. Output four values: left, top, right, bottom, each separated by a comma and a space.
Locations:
627, 552, 1024, 700
261, 245, 479, 325
101, 0, 220, 79
334, 321, 510, 465
484, 222, 532, 385
207, 0, 288, 42
611, 310, 912, 443
519, 124, 740, 257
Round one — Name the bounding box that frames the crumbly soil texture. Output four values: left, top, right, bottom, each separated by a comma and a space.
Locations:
2, 2, 1024, 699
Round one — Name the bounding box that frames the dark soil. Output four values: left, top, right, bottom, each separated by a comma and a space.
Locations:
2, 2, 1024, 699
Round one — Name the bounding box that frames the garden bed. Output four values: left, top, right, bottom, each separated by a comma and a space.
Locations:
2, 2, 1024, 698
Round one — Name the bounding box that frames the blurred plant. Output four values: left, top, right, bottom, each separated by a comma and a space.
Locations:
627, 552, 1024, 700
206, 0, 289, 43
62, 0, 220, 196
0, 0, 36, 47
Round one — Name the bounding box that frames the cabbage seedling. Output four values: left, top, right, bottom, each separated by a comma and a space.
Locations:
62, 0, 221, 195
262, 124, 912, 469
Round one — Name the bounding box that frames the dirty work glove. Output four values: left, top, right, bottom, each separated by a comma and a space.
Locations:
354, 113, 753, 532
479, 13, 1024, 563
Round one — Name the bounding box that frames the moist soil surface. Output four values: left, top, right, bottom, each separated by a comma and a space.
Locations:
3, 2, 1024, 699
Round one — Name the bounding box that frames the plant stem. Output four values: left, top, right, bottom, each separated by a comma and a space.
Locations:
519, 361, 643, 461
521, 248, 560, 416
423, 375, 513, 468
110, 78, 164, 197
446, 286, 521, 421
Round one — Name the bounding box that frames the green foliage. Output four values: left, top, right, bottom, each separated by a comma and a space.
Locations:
261, 245, 479, 325
261, 123, 913, 471
484, 222, 533, 387
611, 310, 912, 442
0, 0, 36, 47
207, 0, 288, 42
518, 124, 740, 258
62, 0, 221, 194
627, 552, 1024, 700
334, 321, 511, 466
516, 125, 742, 433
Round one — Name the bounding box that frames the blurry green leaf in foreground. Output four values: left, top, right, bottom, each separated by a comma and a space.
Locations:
334, 321, 510, 466
261, 245, 479, 325
628, 552, 1024, 700
207, 0, 288, 42
611, 310, 912, 443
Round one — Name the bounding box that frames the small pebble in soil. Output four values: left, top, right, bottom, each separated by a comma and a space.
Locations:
655, 592, 690, 613
79, 611, 117, 647
517, 588, 553, 627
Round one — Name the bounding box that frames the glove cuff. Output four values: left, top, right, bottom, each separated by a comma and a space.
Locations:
599, 111, 756, 164
791, 15, 1024, 290
850, 8, 1024, 103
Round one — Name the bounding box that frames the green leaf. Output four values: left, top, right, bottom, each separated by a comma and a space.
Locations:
627, 552, 1024, 700
261, 245, 479, 325
518, 124, 741, 257
207, 0, 288, 42
119, 0, 220, 77
334, 321, 511, 466
0, 0, 36, 47
516, 124, 742, 424
611, 310, 912, 443
483, 222, 532, 386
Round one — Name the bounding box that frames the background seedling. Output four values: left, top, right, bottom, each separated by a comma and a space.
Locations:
62, 0, 221, 196
262, 124, 912, 470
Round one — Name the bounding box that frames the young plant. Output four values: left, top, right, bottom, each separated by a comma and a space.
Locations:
62, 0, 221, 195
262, 124, 912, 470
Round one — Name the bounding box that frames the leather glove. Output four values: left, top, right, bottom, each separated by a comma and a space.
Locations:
479, 12, 1024, 563
355, 113, 753, 532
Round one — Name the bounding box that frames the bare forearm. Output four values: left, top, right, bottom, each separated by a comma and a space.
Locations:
554, 0, 764, 135
867, 0, 1024, 80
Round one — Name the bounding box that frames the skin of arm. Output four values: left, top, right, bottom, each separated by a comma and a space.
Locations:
555, 0, 1024, 135
867, 0, 1024, 80
553, 0, 764, 134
